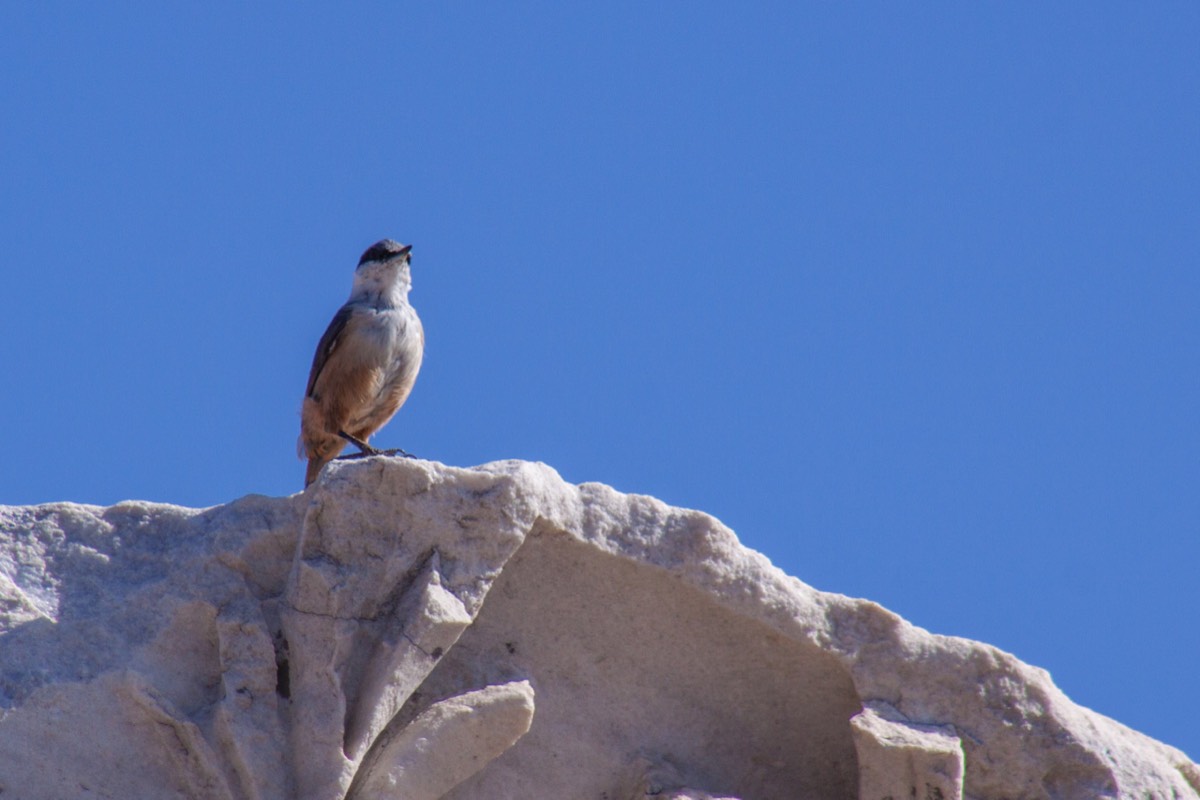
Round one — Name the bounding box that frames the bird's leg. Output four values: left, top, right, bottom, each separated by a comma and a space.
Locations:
338, 431, 380, 455
334, 431, 417, 460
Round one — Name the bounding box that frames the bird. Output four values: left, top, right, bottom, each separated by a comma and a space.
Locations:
298, 239, 424, 487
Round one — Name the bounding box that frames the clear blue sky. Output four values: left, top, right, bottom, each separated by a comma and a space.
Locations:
2, 4, 1197, 759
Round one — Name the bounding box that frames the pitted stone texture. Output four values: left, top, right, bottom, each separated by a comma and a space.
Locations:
347, 680, 535, 800
851, 702, 964, 800
0, 457, 1196, 800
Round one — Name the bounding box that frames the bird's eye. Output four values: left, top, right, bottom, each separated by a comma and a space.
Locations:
358, 244, 388, 266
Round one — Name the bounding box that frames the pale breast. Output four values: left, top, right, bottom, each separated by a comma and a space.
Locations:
346, 303, 423, 431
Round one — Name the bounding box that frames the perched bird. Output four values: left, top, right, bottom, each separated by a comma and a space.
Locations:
298, 239, 424, 486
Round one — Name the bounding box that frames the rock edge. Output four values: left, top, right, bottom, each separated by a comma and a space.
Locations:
0, 457, 1195, 800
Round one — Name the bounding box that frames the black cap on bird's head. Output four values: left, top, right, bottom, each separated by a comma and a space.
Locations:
358, 239, 413, 267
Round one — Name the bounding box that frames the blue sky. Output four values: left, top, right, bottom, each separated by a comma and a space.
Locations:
2, 4, 1197, 758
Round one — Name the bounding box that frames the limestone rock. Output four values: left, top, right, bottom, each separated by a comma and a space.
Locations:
851, 701, 964, 800
625, 756, 743, 800
347, 680, 535, 800
0, 457, 1195, 800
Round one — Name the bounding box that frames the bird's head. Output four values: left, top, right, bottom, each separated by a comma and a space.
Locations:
351, 239, 414, 303
357, 239, 412, 269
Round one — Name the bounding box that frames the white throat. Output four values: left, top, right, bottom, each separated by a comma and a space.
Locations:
349, 261, 412, 307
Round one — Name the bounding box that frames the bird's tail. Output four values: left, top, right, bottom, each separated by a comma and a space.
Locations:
305, 457, 329, 487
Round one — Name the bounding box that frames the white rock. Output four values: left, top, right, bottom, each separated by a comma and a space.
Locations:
343, 552, 474, 765
347, 680, 535, 800
0, 457, 1195, 800
625, 756, 743, 800
851, 701, 963, 800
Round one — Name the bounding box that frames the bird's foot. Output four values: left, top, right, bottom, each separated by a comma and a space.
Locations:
334, 449, 415, 462
333, 433, 416, 461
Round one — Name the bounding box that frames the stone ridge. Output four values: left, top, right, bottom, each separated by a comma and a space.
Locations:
0, 456, 1194, 800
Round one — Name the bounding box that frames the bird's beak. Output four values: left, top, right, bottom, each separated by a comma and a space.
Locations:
399, 244, 413, 257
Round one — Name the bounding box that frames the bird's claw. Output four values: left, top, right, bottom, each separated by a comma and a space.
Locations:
334, 448, 416, 462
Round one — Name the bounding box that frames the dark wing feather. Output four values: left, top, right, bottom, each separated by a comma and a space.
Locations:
305, 305, 354, 398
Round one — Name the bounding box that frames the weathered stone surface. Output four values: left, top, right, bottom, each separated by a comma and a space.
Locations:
343, 552, 474, 764
0, 457, 1195, 800
851, 701, 963, 800
347, 680, 535, 800
625, 757, 743, 800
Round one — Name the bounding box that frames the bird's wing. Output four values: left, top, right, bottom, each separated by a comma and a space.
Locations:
305, 305, 354, 398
